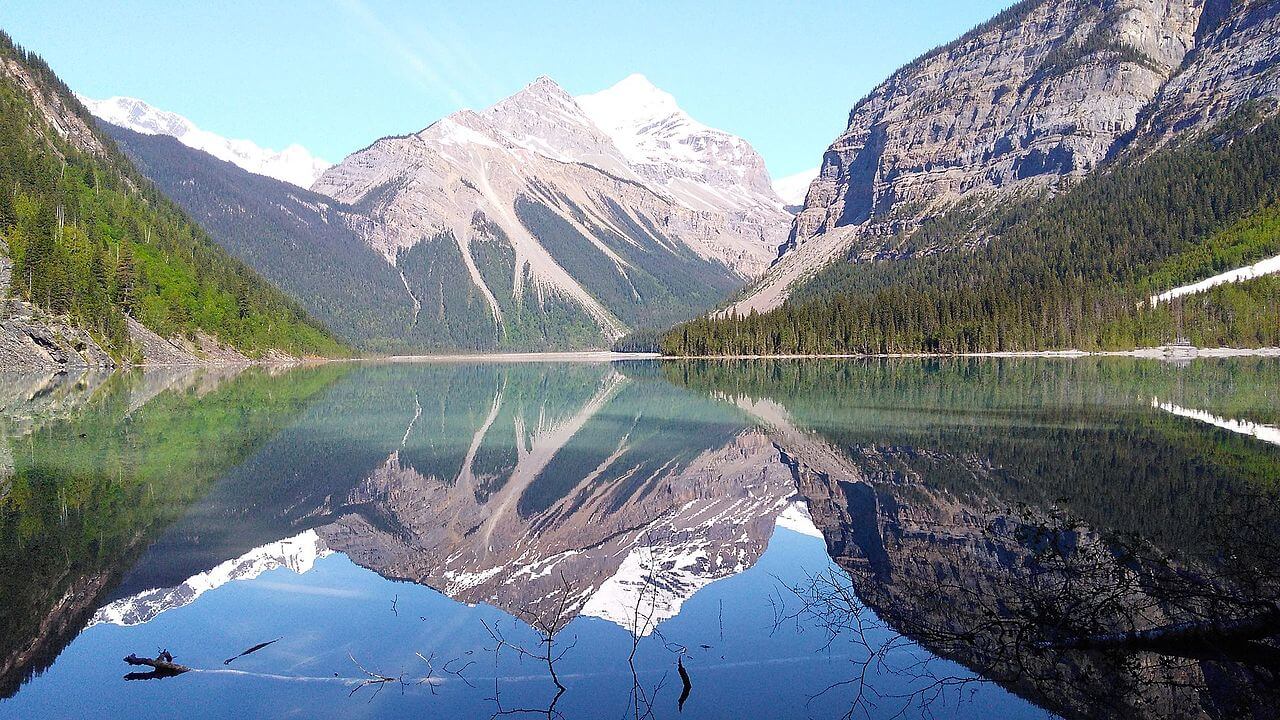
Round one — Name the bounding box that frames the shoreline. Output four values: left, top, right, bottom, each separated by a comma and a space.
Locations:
377, 351, 662, 364
642, 346, 1280, 361
13, 346, 1280, 371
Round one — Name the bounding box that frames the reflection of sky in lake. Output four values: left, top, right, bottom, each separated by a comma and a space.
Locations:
4, 525, 1044, 719
6, 358, 1278, 719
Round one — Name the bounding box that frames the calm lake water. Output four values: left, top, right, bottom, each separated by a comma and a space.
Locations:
1, 358, 1278, 719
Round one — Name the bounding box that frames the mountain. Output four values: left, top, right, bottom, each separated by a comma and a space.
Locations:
576, 74, 786, 237
77, 96, 330, 188
88, 362, 802, 640
772, 168, 820, 209
103, 124, 419, 352
0, 30, 344, 368
90, 530, 331, 628
308, 75, 789, 350
99, 76, 790, 352
671, 0, 1280, 355
731, 0, 1280, 317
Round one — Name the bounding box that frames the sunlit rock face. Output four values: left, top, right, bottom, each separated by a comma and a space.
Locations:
312, 76, 789, 347
735, 0, 1280, 315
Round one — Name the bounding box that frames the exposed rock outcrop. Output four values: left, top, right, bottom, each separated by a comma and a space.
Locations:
735, 0, 1280, 315
1136, 0, 1280, 144
2, 255, 293, 369
312, 76, 789, 347
1, 256, 113, 370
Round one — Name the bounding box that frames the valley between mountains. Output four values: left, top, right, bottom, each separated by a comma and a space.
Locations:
85, 74, 793, 355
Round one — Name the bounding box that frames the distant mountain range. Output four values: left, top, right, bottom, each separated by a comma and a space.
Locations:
93, 75, 793, 352
0, 31, 343, 370
78, 95, 331, 188
7, 0, 1278, 363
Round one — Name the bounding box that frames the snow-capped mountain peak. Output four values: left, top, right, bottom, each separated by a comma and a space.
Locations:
89, 530, 332, 628
480, 76, 636, 179
576, 73, 684, 138
773, 167, 820, 208
77, 95, 331, 189
576, 75, 782, 216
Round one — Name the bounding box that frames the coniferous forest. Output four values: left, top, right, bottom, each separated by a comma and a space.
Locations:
0, 31, 344, 361
662, 105, 1280, 356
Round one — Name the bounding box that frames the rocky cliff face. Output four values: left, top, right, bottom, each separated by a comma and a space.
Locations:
0, 53, 108, 161
1136, 0, 1280, 144
735, 0, 1280, 315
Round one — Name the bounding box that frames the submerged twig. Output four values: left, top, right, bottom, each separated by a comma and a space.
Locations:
223, 637, 283, 665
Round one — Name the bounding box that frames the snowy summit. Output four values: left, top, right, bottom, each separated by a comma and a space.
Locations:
77, 95, 331, 188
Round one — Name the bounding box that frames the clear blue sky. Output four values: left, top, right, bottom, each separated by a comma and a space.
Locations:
0, 1, 1014, 177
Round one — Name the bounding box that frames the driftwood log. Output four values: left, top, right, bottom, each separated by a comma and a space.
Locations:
123, 651, 190, 680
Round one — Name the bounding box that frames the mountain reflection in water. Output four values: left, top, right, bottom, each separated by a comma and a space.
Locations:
0, 358, 1277, 719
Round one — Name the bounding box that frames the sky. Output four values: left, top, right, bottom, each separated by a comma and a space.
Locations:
0, 1, 1015, 179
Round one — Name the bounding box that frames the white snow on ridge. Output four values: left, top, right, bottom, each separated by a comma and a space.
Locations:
77, 95, 331, 188
1149, 254, 1280, 307
773, 168, 820, 208
775, 500, 823, 539
576, 74, 697, 165
576, 74, 784, 214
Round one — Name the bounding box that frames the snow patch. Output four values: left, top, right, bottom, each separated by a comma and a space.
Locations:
773, 168, 820, 207
78, 95, 330, 188
1149, 254, 1280, 307
775, 501, 823, 539
90, 530, 331, 627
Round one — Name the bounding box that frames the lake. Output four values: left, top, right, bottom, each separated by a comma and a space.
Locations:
1, 358, 1277, 719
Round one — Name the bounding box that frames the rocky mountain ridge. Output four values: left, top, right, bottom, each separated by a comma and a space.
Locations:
310, 75, 791, 347
91, 74, 791, 351
734, 0, 1280, 315
78, 95, 331, 188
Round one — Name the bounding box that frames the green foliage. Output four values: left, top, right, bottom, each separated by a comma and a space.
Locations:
0, 364, 348, 696
106, 124, 414, 352
664, 107, 1280, 356
612, 327, 665, 352
0, 30, 345, 359
1140, 203, 1280, 293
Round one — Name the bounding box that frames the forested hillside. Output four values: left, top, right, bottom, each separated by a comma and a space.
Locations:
104, 124, 417, 352
663, 105, 1280, 356
0, 30, 344, 361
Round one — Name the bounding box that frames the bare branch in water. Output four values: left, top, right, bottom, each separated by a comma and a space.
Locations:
223, 637, 282, 665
